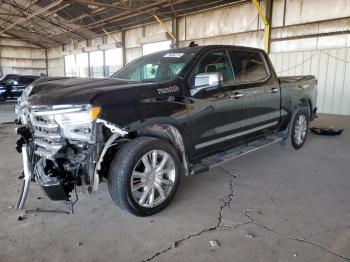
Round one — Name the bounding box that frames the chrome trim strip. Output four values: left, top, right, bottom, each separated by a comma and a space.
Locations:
35, 139, 63, 151
16, 145, 33, 209
31, 107, 83, 116
195, 121, 279, 150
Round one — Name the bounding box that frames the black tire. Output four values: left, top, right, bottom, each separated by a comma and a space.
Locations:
108, 137, 181, 216
283, 108, 310, 150
0, 94, 5, 102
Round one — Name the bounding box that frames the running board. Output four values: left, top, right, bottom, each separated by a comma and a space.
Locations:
189, 135, 284, 175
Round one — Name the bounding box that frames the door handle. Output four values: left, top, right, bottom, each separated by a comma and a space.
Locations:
269, 87, 279, 93
231, 92, 244, 99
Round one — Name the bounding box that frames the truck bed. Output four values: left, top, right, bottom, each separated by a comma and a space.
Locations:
279, 75, 315, 84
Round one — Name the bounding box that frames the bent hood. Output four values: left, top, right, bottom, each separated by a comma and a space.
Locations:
27, 77, 156, 106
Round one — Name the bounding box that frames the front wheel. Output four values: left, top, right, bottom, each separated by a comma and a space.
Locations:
283, 108, 310, 150
108, 137, 181, 216
0, 93, 6, 102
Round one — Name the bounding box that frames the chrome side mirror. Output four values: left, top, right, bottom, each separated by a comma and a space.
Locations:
191, 72, 223, 96
194, 72, 223, 88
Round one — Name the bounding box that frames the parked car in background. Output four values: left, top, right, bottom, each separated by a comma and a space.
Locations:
0, 74, 39, 101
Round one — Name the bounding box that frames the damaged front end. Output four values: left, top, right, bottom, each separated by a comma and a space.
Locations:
16, 104, 127, 209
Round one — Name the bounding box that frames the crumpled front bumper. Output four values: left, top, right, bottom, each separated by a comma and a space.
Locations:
35, 159, 69, 201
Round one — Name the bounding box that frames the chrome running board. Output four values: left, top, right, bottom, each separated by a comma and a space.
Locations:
190, 135, 283, 175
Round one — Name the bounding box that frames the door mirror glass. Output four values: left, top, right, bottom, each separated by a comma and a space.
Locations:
194, 72, 223, 88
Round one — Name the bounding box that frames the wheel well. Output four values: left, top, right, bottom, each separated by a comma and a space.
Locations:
134, 124, 189, 175
99, 124, 189, 179
298, 98, 312, 117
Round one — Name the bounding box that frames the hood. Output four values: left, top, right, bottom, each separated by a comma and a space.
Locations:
29, 77, 97, 96
27, 77, 156, 106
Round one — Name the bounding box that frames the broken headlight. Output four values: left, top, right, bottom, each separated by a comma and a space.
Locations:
54, 106, 100, 143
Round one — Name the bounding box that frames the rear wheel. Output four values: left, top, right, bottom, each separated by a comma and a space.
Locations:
283, 108, 309, 150
108, 137, 181, 216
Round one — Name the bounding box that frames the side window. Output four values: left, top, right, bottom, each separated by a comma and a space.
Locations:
5, 76, 19, 85
229, 50, 268, 82
193, 50, 234, 85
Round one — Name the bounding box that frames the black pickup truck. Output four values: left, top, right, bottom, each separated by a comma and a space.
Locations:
16, 45, 317, 216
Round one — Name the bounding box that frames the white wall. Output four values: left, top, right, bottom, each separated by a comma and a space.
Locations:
0, 36, 47, 76
270, 48, 350, 115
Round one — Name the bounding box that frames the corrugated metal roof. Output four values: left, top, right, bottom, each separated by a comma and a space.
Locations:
0, 0, 249, 48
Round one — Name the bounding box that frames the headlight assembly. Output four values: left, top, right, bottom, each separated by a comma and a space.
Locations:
31, 105, 101, 143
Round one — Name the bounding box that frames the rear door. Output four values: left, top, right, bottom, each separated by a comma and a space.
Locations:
187, 49, 250, 154
228, 49, 280, 129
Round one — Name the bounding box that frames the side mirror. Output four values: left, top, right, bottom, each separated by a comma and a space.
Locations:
194, 72, 223, 88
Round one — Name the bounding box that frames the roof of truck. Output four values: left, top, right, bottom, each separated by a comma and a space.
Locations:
174, 44, 264, 52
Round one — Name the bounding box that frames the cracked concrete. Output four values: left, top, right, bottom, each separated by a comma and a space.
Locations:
0, 102, 350, 262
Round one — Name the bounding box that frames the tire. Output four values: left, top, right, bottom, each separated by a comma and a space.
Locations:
0, 94, 5, 102
108, 137, 181, 216
283, 108, 310, 150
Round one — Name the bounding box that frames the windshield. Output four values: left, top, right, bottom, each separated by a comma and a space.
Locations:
111, 50, 197, 82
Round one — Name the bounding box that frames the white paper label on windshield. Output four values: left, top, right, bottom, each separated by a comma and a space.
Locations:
163, 53, 184, 58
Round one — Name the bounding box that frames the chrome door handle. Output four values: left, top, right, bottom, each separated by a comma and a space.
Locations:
269, 87, 279, 93
231, 92, 244, 99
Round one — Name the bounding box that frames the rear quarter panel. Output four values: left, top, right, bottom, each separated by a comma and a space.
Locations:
279, 76, 318, 130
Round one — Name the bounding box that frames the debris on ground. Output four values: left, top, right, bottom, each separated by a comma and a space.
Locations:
246, 233, 256, 239
17, 215, 26, 221
209, 240, 220, 248
310, 127, 343, 136
242, 208, 252, 214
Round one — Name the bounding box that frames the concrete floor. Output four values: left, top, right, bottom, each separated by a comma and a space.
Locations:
0, 102, 349, 262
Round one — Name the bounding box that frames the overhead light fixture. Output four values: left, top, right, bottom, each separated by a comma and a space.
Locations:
29, 25, 36, 33
88, 4, 98, 9
52, 13, 60, 21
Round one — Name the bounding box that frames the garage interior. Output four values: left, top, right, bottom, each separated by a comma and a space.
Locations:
0, 0, 350, 261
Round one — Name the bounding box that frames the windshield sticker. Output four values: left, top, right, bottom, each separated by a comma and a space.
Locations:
163, 53, 184, 58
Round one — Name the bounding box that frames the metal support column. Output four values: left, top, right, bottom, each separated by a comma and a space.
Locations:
172, 17, 179, 48
252, 0, 273, 53
153, 15, 177, 46
45, 49, 49, 76
121, 29, 126, 66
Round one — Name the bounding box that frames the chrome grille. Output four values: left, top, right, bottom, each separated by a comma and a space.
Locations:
30, 112, 65, 159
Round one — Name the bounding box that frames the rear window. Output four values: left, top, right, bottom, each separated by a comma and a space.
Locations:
228, 50, 268, 82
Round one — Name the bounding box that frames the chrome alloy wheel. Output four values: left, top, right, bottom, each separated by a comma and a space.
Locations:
131, 150, 176, 208
294, 114, 307, 145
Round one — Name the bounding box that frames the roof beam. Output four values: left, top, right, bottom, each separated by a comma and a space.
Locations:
68, 0, 132, 11
1, 0, 87, 40
0, 0, 63, 34
75, 0, 188, 31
